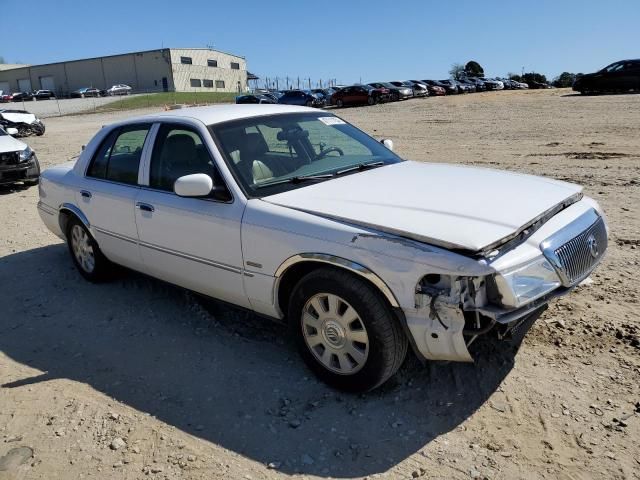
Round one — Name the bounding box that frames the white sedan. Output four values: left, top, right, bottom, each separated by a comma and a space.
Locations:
106, 84, 132, 96
37, 105, 608, 391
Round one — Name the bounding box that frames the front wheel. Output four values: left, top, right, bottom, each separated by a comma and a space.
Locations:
289, 268, 408, 392
336, 99, 344, 108
367, 96, 375, 106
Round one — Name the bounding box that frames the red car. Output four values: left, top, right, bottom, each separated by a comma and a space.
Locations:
331, 84, 389, 107
411, 80, 445, 96
0, 92, 12, 103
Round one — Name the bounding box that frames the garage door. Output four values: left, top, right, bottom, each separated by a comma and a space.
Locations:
40, 76, 55, 91
18, 78, 32, 92
0, 81, 9, 94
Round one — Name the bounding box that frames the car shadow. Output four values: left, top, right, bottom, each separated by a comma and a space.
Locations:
0, 244, 525, 477
0, 183, 34, 196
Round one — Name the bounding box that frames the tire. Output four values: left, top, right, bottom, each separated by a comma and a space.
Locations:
306, 100, 313, 107
392, 92, 399, 102
367, 96, 375, 106
289, 268, 408, 392
66, 217, 112, 282
336, 99, 344, 108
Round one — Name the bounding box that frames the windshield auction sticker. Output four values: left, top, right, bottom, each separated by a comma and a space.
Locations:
318, 117, 346, 126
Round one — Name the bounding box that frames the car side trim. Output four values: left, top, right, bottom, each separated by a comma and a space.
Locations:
139, 242, 243, 274
273, 253, 400, 308
93, 226, 243, 275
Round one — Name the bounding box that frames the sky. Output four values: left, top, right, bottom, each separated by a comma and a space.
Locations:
1, 0, 639, 86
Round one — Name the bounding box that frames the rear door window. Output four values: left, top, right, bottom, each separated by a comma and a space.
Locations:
87, 124, 151, 185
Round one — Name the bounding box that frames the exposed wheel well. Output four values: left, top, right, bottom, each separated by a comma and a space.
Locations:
277, 261, 396, 322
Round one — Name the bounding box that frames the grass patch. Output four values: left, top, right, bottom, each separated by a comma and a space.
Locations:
96, 92, 238, 112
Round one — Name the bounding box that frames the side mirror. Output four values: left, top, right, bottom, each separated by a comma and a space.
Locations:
174, 173, 232, 201
174, 174, 213, 197
6, 127, 18, 136
381, 139, 394, 151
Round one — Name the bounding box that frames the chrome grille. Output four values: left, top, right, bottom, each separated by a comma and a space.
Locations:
541, 209, 607, 287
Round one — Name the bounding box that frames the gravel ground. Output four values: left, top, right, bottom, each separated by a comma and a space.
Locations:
0, 89, 639, 480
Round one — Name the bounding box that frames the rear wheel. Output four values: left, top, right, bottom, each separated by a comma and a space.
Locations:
336, 99, 344, 108
66, 217, 113, 282
289, 268, 408, 392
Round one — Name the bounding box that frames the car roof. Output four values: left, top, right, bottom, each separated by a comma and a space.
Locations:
121, 104, 316, 126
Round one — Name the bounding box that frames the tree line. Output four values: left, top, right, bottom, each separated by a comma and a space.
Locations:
449, 60, 582, 87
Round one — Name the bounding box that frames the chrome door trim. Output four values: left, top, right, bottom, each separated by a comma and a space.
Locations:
273, 253, 400, 308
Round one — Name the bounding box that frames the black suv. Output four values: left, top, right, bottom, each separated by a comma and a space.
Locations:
573, 59, 640, 94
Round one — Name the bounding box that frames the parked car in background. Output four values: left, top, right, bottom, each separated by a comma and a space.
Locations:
106, 84, 132, 96
455, 79, 478, 93
460, 77, 486, 91
423, 80, 457, 95
368, 82, 412, 101
278, 90, 325, 107
440, 79, 468, 94
573, 59, 640, 94
0, 125, 40, 186
236, 94, 277, 104
33, 90, 56, 100
392, 81, 428, 97
0, 91, 11, 103
527, 80, 551, 89
331, 84, 389, 107
70, 87, 101, 98
311, 88, 339, 104
475, 77, 504, 90
413, 80, 445, 96
10, 92, 33, 102
36, 104, 609, 392
0, 109, 46, 137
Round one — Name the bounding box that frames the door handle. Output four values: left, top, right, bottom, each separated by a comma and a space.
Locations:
80, 190, 92, 199
136, 202, 154, 213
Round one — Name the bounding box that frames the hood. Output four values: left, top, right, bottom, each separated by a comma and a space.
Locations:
0, 111, 38, 124
262, 161, 583, 253
0, 134, 28, 153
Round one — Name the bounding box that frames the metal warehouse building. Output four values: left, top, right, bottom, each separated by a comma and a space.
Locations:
0, 48, 247, 95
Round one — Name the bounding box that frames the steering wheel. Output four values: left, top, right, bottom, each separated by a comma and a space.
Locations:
316, 146, 344, 160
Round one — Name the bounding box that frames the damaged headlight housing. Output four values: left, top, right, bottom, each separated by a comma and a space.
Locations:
493, 256, 561, 308
19, 146, 33, 162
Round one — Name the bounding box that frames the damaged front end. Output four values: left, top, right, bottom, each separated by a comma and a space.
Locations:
407, 274, 548, 362
405, 207, 608, 363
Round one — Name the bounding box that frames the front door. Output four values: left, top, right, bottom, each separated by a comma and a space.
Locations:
135, 122, 249, 308
77, 123, 152, 271
162, 77, 168, 92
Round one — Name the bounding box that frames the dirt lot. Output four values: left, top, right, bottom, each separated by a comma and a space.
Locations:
1, 89, 638, 480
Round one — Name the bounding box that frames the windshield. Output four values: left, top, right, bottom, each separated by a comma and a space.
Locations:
209, 112, 403, 197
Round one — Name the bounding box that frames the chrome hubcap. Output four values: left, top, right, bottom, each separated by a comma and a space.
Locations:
71, 225, 95, 273
302, 293, 369, 375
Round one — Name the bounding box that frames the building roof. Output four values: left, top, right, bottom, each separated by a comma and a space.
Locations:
1, 47, 244, 70
0, 64, 29, 71
127, 104, 318, 126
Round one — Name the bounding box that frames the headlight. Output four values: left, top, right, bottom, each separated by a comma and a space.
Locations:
493, 256, 561, 308
19, 146, 33, 162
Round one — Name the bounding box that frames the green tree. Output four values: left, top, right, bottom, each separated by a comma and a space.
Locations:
465, 61, 484, 77
522, 72, 548, 84
449, 63, 465, 80
0, 56, 5, 64
508, 73, 522, 82
552, 72, 578, 88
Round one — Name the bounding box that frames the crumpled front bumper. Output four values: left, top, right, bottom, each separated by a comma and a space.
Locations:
0, 154, 40, 185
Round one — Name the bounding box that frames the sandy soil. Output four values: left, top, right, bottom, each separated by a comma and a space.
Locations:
1, 89, 638, 480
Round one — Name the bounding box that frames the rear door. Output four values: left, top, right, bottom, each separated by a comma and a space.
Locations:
77, 123, 152, 270
135, 122, 249, 308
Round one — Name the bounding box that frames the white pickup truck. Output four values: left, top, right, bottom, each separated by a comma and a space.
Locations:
37, 105, 608, 391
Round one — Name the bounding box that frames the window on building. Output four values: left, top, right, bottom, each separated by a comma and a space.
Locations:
230, 62, 240, 70
203, 79, 214, 88
207, 59, 218, 67
215, 80, 225, 89
190, 79, 202, 88
180, 56, 193, 65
